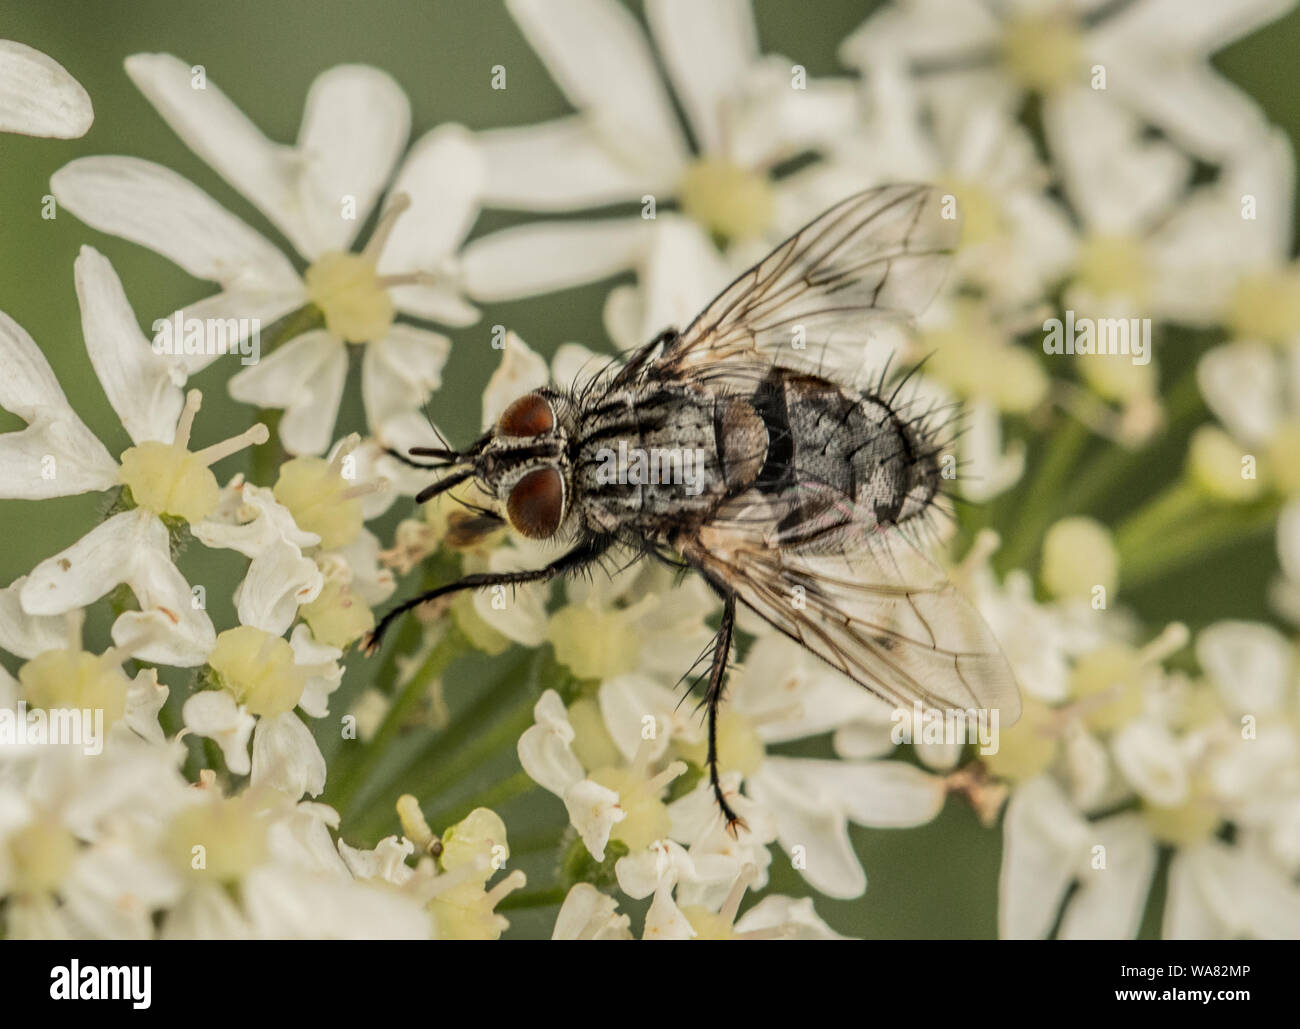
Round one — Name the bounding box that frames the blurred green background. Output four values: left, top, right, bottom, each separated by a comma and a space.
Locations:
1, 0, 1297, 938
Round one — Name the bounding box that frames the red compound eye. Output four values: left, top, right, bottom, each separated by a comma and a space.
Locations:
506, 467, 564, 539
498, 393, 555, 437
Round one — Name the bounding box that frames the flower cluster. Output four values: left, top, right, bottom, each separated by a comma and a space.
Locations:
2, 0, 1299, 939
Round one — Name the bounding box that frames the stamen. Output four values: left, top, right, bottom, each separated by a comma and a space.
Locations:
363, 192, 411, 260
341, 478, 389, 501
194, 423, 270, 467
484, 869, 528, 906
174, 389, 203, 450
1140, 622, 1189, 665
647, 759, 688, 795
329, 433, 362, 475
718, 864, 757, 925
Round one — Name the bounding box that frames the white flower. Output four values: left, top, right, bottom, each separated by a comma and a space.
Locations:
464, 0, 858, 301
842, 0, 1293, 168
0, 40, 92, 138
51, 55, 477, 454
0, 249, 296, 665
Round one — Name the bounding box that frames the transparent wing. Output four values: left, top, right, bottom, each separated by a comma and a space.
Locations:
652, 184, 959, 382
683, 488, 1021, 724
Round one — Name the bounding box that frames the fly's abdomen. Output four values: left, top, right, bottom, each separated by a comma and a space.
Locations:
751, 371, 940, 547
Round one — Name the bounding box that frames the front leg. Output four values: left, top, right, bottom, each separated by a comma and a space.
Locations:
705, 593, 747, 836
364, 535, 612, 654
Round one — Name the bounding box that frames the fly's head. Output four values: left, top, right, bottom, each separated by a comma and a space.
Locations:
413, 388, 575, 541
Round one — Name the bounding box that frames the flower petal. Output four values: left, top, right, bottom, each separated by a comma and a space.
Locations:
380, 124, 481, 271
252, 711, 327, 799
228, 330, 347, 456
0, 40, 92, 138
296, 64, 411, 254
235, 538, 323, 636
74, 246, 185, 446
462, 217, 649, 302
182, 690, 254, 775
361, 324, 451, 431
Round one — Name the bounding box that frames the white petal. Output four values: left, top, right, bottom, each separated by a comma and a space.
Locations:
192, 481, 321, 558
235, 539, 323, 636
295, 65, 411, 254
228, 330, 347, 456
0, 311, 118, 498
182, 690, 255, 775
380, 124, 482, 271
644, 0, 756, 155
462, 218, 649, 302
642, 883, 695, 939
74, 246, 184, 445
506, 0, 689, 171
480, 331, 550, 429
1059, 814, 1157, 939
153, 287, 307, 378
734, 894, 848, 940
123, 667, 170, 745
51, 155, 301, 290
551, 883, 633, 940
1044, 88, 1189, 234
289, 623, 343, 719
252, 711, 327, 799
1196, 343, 1280, 445
21, 510, 155, 615
516, 690, 585, 796
563, 777, 626, 862
998, 776, 1089, 939
361, 324, 451, 432
1196, 620, 1295, 715
0, 576, 70, 659
0, 40, 92, 138
477, 117, 674, 211
1111, 719, 1189, 807
747, 766, 865, 899
615, 839, 695, 899
110, 540, 217, 667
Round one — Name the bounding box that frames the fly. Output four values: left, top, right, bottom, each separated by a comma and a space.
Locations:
366, 185, 1022, 834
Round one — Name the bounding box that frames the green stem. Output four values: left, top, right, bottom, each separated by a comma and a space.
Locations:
1119, 499, 1281, 590
421, 770, 538, 833
1054, 366, 1205, 519
326, 625, 469, 814
495, 885, 567, 912
995, 415, 1091, 574
1114, 480, 1208, 555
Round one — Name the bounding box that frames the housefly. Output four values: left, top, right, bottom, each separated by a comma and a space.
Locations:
367, 185, 1021, 833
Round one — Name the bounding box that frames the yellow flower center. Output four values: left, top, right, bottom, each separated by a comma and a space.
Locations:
589, 765, 672, 851
165, 793, 268, 883
118, 389, 267, 523
923, 303, 1048, 413
301, 578, 374, 648
8, 816, 78, 895
119, 441, 220, 523
1187, 425, 1268, 502
1142, 781, 1220, 847
567, 697, 623, 772
304, 251, 395, 344
682, 906, 735, 940
674, 707, 764, 780
939, 178, 1003, 249
1040, 516, 1118, 601
207, 625, 309, 718
19, 649, 128, 729
548, 605, 640, 681
274, 455, 365, 550
1225, 269, 1300, 344
678, 158, 775, 245
439, 808, 509, 885
1069, 644, 1146, 733
1074, 233, 1150, 304
983, 695, 1059, 782
1001, 12, 1084, 94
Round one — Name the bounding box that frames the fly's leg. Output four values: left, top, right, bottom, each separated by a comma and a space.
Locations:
705, 593, 748, 837
364, 536, 610, 655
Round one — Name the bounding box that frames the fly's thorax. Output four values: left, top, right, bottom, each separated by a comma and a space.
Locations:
570, 384, 758, 535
